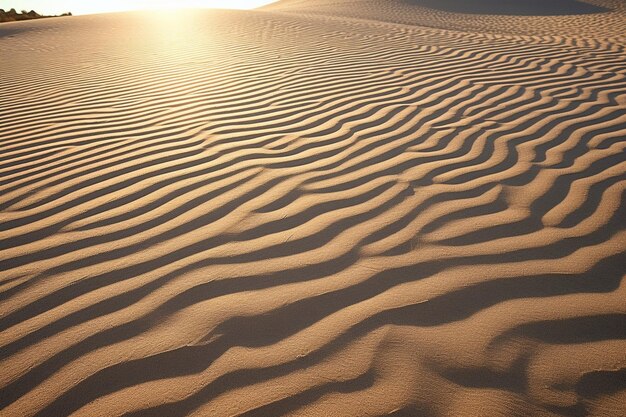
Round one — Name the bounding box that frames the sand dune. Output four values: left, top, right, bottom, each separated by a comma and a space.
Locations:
1, 1, 625, 416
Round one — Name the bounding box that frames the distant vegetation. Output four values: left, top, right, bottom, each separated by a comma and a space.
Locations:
0, 8, 72, 23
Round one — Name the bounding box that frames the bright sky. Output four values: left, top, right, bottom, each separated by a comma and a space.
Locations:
0, 0, 277, 15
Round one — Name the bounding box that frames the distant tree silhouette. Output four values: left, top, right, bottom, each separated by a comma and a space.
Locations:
0, 7, 71, 22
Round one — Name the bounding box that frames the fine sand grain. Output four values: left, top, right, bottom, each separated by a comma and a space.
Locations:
1, 1, 625, 416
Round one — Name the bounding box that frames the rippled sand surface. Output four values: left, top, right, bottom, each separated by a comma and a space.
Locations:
1, 1, 625, 416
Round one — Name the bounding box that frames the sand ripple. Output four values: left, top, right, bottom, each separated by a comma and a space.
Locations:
1, 3, 625, 416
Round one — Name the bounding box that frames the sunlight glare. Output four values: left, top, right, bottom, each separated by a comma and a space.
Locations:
8, 0, 277, 16
134, 0, 275, 11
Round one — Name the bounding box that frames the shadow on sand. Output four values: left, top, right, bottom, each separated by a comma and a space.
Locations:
405, 0, 609, 15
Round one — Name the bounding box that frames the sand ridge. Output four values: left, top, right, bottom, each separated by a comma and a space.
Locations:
1, 1, 625, 416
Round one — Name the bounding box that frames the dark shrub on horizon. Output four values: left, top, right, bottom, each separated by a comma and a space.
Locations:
0, 8, 72, 23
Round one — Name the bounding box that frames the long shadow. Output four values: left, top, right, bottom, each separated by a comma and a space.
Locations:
0, 135, 204, 205
0, 77, 420, 241
236, 371, 376, 417
576, 367, 626, 400
530, 162, 626, 226
492, 313, 626, 346
443, 104, 597, 186
532, 108, 624, 165
560, 174, 626, 228
0, 180, 501, 364
0, 251, 359, 409
0, 176, 406, 334
11, 142, 623, 338
1, 71, 485, 286
556, 116, 626, 171
390, 181, 624, 258
0, 169, 255, 296
0, 180, 499, 361
235, 181, 397, 241
6, 88, 604, 316
546, 367, 626, 417
428, 352, 531, 394
405, 0, 609, 15
438, 169, 625, 248
10, 249, 623, 416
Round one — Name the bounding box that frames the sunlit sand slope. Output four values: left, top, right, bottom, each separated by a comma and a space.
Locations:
1, 2, 625, 416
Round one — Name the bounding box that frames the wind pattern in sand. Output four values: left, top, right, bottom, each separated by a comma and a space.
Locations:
1, 1, 625, 416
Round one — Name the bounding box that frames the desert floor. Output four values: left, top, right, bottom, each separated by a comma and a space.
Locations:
1, 0, 625, 416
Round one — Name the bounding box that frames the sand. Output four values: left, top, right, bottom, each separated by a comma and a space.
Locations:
0, 1, 625, 416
